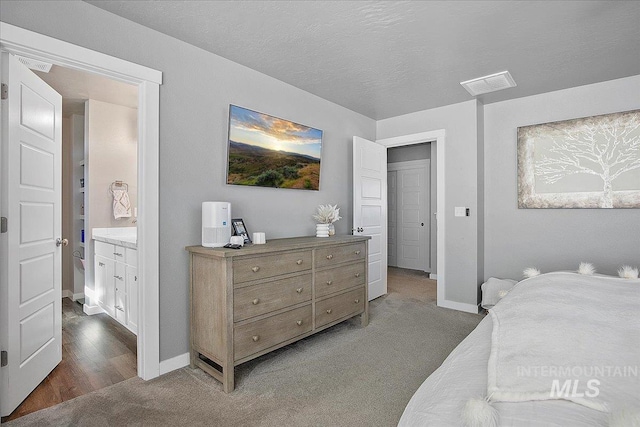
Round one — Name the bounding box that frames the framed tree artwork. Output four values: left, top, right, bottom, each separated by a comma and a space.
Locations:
517, 109, 640, 208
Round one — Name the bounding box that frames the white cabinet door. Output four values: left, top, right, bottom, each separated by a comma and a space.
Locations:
114, 261, 126, 325
126, 265, 138, 334
95, 255, 114, 315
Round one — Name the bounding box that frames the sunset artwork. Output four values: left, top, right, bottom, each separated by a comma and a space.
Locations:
226, 105, 323, 190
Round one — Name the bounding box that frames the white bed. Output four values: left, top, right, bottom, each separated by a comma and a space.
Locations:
398, 272, 639, 426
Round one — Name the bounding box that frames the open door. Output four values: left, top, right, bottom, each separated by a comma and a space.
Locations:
1, 53, 63, 416
353, 136, 387, 300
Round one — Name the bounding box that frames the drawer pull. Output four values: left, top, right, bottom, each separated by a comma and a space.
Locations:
113, 275, 123, 281
326, 254, 333, 260
296, 320, 303, 326
326, 280, 333, 285
354, 299, 360, 304
252, 298, 260, 305
355, 273, 360, 278
252, 335, 260, 342
113, 252, 123, 257
355, 250, 361, 255
251, 266, 260, 273
326, 309, 332, 314
296, 259, 303, 265
99, 262, 105, 267
296, 287, 303, 293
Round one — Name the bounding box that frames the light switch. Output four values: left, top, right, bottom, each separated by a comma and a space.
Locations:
455, 207, 468, 217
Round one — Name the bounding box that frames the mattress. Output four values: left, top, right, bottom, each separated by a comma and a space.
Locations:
398, 315, 608, 426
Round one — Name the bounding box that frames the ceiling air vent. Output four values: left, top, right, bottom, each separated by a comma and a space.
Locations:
460, 71, 516, 96
16, 55, 53, 73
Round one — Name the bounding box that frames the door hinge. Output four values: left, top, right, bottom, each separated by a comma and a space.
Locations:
1, 351, 7, 367
1, 83, 7, 100
1, 217, 7, 233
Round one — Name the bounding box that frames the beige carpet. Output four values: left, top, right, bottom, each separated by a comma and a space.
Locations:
7, 269, 482, 427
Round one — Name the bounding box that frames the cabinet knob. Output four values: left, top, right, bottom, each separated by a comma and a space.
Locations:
354, 250, 361, 255
296, 287, 303, 293
296, 320, 303, 326
326, 309, 332, 314
252, 298, 260, 305
326, 280, 332, 285
251, 266, 260, 273
326, 254, 333, 260
296, 259, 303, 265
354, 299, 360, 304
355, 273, 360, 278
252, 335, 260, 342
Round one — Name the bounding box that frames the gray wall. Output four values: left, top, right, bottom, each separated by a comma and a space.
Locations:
484, 75, 640, 279
377, 100, 483, 306
0, 1, 376, 361
388, 142, 430, 163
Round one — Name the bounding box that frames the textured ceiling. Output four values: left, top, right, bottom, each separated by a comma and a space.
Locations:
85, 1, 640, 120
35, 65, 137, 117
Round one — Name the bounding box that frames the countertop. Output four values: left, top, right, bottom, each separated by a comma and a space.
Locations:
186, 235, 370, 258
92, 227, 137, 249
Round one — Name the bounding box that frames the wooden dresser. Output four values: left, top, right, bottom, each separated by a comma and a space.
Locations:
186, 235, 370, 392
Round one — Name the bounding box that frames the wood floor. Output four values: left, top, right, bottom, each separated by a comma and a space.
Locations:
2, 298, 137, 422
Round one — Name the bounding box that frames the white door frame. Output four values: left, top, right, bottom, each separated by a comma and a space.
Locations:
0, 22, 162, 380
376, 130, 450, 309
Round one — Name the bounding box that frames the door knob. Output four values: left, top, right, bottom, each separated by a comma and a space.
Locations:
56, 238, 68, 247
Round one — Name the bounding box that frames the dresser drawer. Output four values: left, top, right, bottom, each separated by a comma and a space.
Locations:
234, 305, 312, 361
234, 274, 312, 322
233, 250, 312, 284
315, 243, 365, 268
315, 263, 366, 298
315, 287, 365, 328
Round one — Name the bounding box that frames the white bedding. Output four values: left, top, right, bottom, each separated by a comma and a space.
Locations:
399, 272, 640, 426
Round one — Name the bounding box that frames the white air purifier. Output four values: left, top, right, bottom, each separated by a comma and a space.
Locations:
202, 202, 231, 247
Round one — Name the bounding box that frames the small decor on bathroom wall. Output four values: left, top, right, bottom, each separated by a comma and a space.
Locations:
313, 204, 341, 237
517, 109, 640, 208
226, 105, 323, 191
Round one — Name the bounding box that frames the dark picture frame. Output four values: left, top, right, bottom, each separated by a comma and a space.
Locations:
231, 218, 252, 244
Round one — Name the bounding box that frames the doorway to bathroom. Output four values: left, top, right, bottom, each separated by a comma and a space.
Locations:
2, 60, 140, 422
0, 22, 161, 422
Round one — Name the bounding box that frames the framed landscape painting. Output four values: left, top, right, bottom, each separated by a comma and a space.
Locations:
226, 105, 323, 190
517, 109, 640, 208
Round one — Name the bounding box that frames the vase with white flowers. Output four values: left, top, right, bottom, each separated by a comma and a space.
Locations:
313, 204, 341, 237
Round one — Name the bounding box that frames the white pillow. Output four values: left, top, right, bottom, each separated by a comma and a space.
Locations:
481, 277, 518, 309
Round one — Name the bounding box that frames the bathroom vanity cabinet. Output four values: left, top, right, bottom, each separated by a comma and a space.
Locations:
94, 240, 138, 334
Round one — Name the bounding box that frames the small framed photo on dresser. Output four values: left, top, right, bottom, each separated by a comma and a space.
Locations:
231, 218, 252, 244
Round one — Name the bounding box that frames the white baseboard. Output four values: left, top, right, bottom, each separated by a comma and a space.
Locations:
429, 273, 438, 280
72, 292, 85, 301
437, 299, 480, 314
83, 304, 104, 315
62, 290, 73, 299
159, 352, 190, 376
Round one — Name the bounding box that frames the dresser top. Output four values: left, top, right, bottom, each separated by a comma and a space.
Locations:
186, 235, 370, 258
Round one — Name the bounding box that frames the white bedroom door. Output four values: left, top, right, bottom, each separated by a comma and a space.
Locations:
395, 162, 430, 271
0, 53, 63, 416
353, 136, 387, 301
